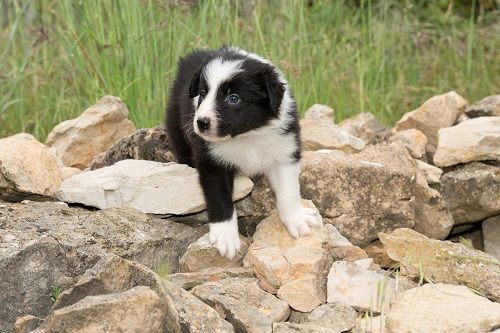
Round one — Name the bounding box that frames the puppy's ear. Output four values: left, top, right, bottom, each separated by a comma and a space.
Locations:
263, 71, 285, 114
188, 71, 201, 98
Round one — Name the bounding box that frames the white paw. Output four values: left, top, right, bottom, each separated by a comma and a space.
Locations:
279, 206, 321, 238
208, 214, 241, 260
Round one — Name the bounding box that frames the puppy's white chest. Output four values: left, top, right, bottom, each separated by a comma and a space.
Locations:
208, 129, 296, 176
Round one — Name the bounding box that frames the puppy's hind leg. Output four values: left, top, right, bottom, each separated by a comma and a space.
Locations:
198, 162, 241, 259
266, 163, 321, 238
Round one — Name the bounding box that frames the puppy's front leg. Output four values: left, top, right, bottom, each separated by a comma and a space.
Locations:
198, 163, 240, 259
266, 163, 320, 238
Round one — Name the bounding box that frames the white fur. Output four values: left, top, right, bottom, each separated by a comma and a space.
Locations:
266, 163, 321, 237
209, 210, 240, 259
208, 126, 296, 176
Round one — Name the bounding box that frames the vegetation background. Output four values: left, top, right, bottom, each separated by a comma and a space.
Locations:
1, 0, 499, 140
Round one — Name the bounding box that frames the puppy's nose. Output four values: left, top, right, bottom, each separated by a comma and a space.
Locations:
197, 117, 211, 132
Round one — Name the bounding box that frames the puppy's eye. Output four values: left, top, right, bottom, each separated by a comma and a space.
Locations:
228, 94, 240, 104
200, 89, 206, 98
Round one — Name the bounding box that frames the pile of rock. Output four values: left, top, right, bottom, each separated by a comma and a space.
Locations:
0, 92, 499, 332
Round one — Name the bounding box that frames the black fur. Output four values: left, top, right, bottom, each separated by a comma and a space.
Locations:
166, 46, 300, 223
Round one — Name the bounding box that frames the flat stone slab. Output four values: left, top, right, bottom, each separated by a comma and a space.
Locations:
58, 159, 253, 215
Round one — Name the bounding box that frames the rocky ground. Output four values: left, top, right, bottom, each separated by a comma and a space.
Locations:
0, 93, 499, 333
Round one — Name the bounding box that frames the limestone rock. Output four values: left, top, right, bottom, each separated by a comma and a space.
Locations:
415, 159, 442, 184
0, 200, 204, 332
54, 252, 234, 333
32, 286, 166, 333
276, 274, 324, 313
388, 129, 428, 158
395, 91, 467, 155
437, 162, 500, 224
414, 172, 454, 239
244, 201, 367, 312
13, 315, 42, 333
379, 228, 500, 302
288, 302, 357, 332
191, 277, 290, 333
179, 233, 250, 273
338, 112, 387, 144
466, 95, 500, 118
52, 252, 161, 310
483, 215, 500, 261
169, 267, 255, 290
327, 260, 397, 312
0, 133, 62, 201
60, 166, 82, 180
46, 96, 135, 169
300, 144, 415, 246
363, 240, 397, 269
272, 323, 332, 333
90, 125, 174, 170
386, 283, 500, 333
57, 159, 253, 215
300, 104, 365, 152
434, 116, 500, 167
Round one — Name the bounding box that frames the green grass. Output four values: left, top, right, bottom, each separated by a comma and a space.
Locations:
1, 0, 499, 141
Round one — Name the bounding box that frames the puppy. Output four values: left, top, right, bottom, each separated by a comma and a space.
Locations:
166, 46, 319, 259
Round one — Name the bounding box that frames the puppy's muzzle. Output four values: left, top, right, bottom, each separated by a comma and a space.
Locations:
196, 117, 211, 133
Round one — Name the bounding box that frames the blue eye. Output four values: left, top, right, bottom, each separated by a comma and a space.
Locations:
228, 94, 240, 104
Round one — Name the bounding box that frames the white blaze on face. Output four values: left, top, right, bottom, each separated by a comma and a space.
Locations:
193, 58, 243, 140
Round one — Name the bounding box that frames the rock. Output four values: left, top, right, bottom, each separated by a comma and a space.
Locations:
247, 176, 275, 219
55, 252, 234, 333
179, 233, 250, 273
437, 162, 500, 224
0, 200, 204, 332
288, 302, 357, 332
276, 274, 324, 313
57, 159, 253, 215
166, 280, 235, 333
52, 252, 161, 310
385, 283, 500, 333
388, 129, 428, 158
0, 133, 62, 201
300, 144, 415, 246
33, 286, 166, 333
300, 104, 365, 152
448, 226, 484, 251
415, 159, 442, 184
46, 96, 135, 169
466, 95, 500, 117
13, 315, 42, 333
414, 172, 454, 239
191, 277, 290, 333
354, 315, 385, 333
483, 215, 500, 261
394, 91, 467, 155
169, 267, 255, 290
327, 260, 398, 312
244, 201, 367, 312
90, 125, 174, 170
434, 117, 500, 167
379, 228, 500, 302
363, 240, 397, 269
272, 323, 332, 333
338, 112, 387, 144
60, 166, 82, 180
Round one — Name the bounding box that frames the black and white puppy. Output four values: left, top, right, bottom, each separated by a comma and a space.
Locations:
166, 46, 319, 259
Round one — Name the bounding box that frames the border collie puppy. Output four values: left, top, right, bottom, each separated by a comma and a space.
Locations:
166, 46, 319, 259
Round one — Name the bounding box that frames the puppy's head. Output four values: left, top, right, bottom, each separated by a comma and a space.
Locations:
189, 53, 285, 142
